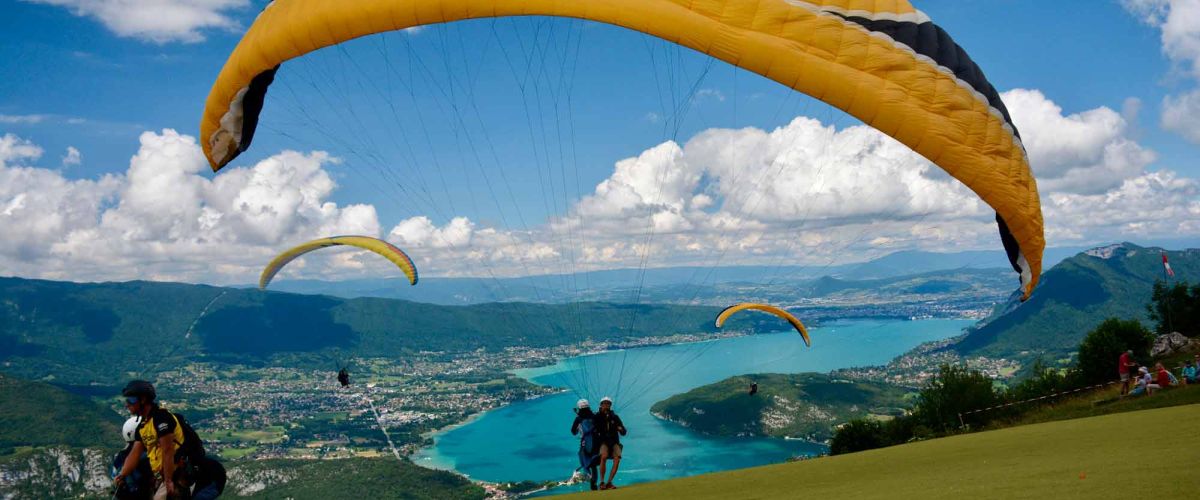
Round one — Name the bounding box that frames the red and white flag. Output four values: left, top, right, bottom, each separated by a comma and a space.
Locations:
1162, 252, 1175, 278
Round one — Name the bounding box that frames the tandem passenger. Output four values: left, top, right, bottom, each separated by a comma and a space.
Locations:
112, 417, 154, 500
570, 399, 600, 490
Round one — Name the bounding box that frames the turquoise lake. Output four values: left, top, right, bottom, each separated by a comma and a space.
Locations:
413, 318, 973, 493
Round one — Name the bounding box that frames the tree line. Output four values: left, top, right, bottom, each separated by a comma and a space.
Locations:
830, 280, 1198, 455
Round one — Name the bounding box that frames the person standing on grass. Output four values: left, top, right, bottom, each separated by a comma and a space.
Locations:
1118, 350, 1137, 395
570, 399, 600, 491
593, 396, 627, 490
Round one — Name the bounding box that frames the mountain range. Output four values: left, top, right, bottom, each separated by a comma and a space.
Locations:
0, 277, 801, 385
3, 243, 1182, 385
258, 247, 1087, 305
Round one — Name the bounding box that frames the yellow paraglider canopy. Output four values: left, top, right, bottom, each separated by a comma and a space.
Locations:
259, 236, 418, 290
202, 0, 1044, 300
716, 303, 811, 347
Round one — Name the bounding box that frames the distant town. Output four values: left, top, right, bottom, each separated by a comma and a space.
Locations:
153, 330, 752, 461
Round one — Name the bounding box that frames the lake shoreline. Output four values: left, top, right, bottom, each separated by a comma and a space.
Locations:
413, 318, 973, 490
414, 388, 569, 470
648, 410, 831, 447
413, 334, 747, 476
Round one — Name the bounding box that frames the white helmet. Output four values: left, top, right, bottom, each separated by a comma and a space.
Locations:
122, 416, 141, 443
600, 396, 613, 405
576, 399, 590, 409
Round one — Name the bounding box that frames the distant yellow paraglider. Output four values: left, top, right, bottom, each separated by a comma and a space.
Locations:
259, 236, 417, 289
715, 303, 811, 347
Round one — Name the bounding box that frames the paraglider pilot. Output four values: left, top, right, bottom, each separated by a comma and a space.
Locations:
593, 396, 627, 490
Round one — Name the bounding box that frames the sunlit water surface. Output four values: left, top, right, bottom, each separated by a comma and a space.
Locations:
413, 318, 972, 493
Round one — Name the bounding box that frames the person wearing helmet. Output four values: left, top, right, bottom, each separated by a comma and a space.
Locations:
114, 380, 196, 500
592, 396, 627, 490
112, 417, 154, 500
570, 399, 600, 490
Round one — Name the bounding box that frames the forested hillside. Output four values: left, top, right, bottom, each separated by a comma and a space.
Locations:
951, 244, 1200, 364
651, 373, 912, 441
0, 277, 787, 384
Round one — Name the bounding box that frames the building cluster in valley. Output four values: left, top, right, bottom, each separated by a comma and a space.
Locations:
149, 330, 742, 461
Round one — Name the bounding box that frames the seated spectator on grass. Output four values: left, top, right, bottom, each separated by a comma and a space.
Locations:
1182, 360, 1198, 384
1129, 367, 1153, 396
1144, 366, 1162, 392
1155, 362, 1179, 388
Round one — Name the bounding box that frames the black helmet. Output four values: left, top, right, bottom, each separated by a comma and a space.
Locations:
122, 380, 156, 402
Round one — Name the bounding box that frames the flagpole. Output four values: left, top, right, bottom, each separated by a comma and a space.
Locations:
1162, 250, 1176, 334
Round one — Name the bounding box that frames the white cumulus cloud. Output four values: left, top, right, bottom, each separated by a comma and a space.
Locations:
1043, 170, 1200, 241
362, 90, 1199, 277
25, 0, 248, 43
61, 146, 81, 167
1003, 89, 1156, 194
2, 89, 1196, 283
1124, 0, 1200, 79
0, 130, 384, 283
1161, 89, 1200, 143
388, 216, 474, 249
0, 134, 44, 165
1122, 0, 1200, 143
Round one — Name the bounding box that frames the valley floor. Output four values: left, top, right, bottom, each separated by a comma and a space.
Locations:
572, 403, 1200, 499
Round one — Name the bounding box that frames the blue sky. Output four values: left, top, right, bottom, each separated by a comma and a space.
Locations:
1, 0, 1199, 285
1, 1, 1190, 179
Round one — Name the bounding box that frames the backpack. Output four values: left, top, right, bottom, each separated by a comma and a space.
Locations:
169, 411, 207, 463
578, 418, 596, 454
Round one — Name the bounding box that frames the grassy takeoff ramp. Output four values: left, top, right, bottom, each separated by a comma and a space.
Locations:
574, 404, 1200, 498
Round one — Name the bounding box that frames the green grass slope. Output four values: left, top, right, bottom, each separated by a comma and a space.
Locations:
580, 403, 1200, 499
952, 243, 1200, 364
0, 374, 120, 452
1001, 382, 1200, 428
651, 373, 911, 441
